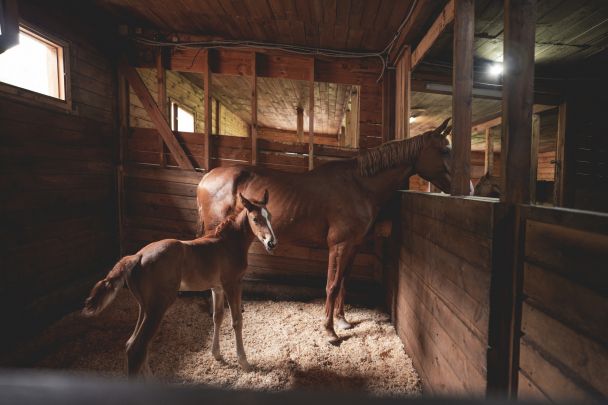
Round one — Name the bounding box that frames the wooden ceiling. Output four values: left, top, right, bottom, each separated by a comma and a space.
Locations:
184, 72, 354, 134
96, 0, 443, 52
419, 0, 608, 69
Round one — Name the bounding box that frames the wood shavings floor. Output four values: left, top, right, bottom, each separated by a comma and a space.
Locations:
13, 290, 421, 397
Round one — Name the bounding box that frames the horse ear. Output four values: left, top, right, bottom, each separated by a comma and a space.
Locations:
443, 125, 452, 137
261, 189, 269, 205
435, 117, 451, 136
239, 193, 255, 211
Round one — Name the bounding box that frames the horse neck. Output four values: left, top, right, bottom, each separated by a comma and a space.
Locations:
357, 164, 415, 204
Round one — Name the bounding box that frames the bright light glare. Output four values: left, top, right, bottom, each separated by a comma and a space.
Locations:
488, 63, 503, 77
0, 30, 61, 98
409, 116, 416, 123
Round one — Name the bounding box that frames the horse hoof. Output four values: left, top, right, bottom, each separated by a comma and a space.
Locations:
335, 317, 353, 330
239, 359, 252, 371
327, 336, 341, 346
212, 351, 222, 361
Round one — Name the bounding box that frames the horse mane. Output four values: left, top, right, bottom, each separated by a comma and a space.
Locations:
357, 133, 428, 177
209, 214, 238, 238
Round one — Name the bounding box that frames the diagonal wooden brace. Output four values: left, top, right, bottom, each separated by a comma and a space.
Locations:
120, 63, 195, 170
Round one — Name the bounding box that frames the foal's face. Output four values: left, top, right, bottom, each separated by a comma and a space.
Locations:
240, 190, 277, 253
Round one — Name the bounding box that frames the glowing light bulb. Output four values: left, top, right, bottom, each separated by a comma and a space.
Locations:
488, 63, 503, 77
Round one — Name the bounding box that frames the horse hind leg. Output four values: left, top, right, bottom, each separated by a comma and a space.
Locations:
224, 282, 250, 371
211, 288, 225, 361
334, 255, 356, 330
125, 306, 168, 378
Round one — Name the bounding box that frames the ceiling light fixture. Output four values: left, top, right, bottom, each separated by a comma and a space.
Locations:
488, 63, 503, 77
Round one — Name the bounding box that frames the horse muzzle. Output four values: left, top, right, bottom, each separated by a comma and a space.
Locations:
265, 239, 277, 253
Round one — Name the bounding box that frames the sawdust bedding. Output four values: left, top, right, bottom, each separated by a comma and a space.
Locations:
11, 289, 421, 397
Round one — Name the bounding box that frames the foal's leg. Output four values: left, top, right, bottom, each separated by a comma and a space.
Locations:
126, 304, 144, 348
211, 288, 225, 361
125, 305, 168, 377
224, 282, 250, 371
324, 242, 355, 345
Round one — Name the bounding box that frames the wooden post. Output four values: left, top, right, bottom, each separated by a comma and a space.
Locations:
296, 107, 304, 142
530, 114, 540, 203
484, 127, 494, 175
203, 50, 212, 171
308, 58, 315, 171
450, 0, 474, 196
117, 68, 129, 256
382, 68, 396, 142
251, 52, 258, 165
553, 102, 567, 206
214, 99, 220, 135
395, 47, 411, 140
156, 49, 167, 167
501, 0, 536, 205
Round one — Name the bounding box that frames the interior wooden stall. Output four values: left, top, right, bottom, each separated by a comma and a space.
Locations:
1, 0, 607, 401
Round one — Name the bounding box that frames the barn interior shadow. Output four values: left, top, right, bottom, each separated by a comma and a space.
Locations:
290, 366, 368, 393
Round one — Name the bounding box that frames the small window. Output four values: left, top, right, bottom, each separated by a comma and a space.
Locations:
0, 26, 66, 100
170, 101, 195, 132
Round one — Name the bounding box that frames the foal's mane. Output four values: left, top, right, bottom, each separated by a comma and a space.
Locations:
357, 133, 428, 177
209, 214, 239, 238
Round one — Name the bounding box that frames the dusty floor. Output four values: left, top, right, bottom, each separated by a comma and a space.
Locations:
12, 290, 421, 396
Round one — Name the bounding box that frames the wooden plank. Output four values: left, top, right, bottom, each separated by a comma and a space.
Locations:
517, 371, 550, 402
523, 263, 608, 343
484, 127, 494, 175
530, 114, 540, 202
251, 52, 258, 165
203, 50, 212, 170
519, 338, 602, 402
387, 0, 431, 63
501, 0, 536, 204
296, 107, 304, 142
411, 0, 455, 69
123, 164, 203, 185
120, 64, 194, 170
450, 0, 474, 196
521, 302, 608, 397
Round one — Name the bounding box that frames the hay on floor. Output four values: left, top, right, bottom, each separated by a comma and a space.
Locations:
12, 290, 421, 396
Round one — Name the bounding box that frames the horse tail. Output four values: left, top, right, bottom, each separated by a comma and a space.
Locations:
82, 254, 142, 317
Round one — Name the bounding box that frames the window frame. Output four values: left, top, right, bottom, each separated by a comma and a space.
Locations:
169, 99, 197, 133
0, 21, 71, 111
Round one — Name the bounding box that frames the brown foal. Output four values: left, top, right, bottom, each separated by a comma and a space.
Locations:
83, 191, 276, 376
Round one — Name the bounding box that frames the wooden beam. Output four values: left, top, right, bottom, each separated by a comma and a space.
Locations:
388, 0, 430, 63
395, 47, 411, 140
117, 68, 129, 256
484, 127, 494, 175
553, 102, 567, 206
411, 0, 455, 69
120, 63, 194, 170
530, 114, 540, 203
450, 0, 474, 196
251, 51, 258, 165
296, 107, 304, 142
382, 68, 396, 142
203, 50, 212, 170
308, 58, 315, 171
472, 104, 556, 134
214, 99, 220, 135
156, 49, 167, 167
501, 0, 536, 205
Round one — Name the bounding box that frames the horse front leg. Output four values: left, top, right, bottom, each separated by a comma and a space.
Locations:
324, 242, 355, 345
334, 254, 356, 330
224, 282, 250, 371
211, 288, 225, 361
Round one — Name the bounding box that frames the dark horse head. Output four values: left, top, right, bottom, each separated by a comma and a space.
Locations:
413, 118, 453, 193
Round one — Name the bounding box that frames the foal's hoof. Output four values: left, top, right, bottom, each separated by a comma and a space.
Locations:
239, 359, 252, 372
335, 317, 353, 330
212, 350, 222, 361
327, 336, 342, 346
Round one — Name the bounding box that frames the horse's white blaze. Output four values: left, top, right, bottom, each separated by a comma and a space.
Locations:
261, 207, 276, 244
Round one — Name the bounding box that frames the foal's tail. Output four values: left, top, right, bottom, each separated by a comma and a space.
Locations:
82, 254, 142, 317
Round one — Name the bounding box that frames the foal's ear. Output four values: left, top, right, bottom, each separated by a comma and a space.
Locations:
261, 189, 269, 205
239, 193, 256, 211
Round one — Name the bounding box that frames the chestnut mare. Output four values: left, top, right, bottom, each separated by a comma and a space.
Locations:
83, 191, 276, 375
197, 119, 453, 344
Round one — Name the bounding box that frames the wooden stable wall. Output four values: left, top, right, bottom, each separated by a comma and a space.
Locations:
389, 191, 508, 396
515, 206, 608, 402
0, 2, 118, 349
